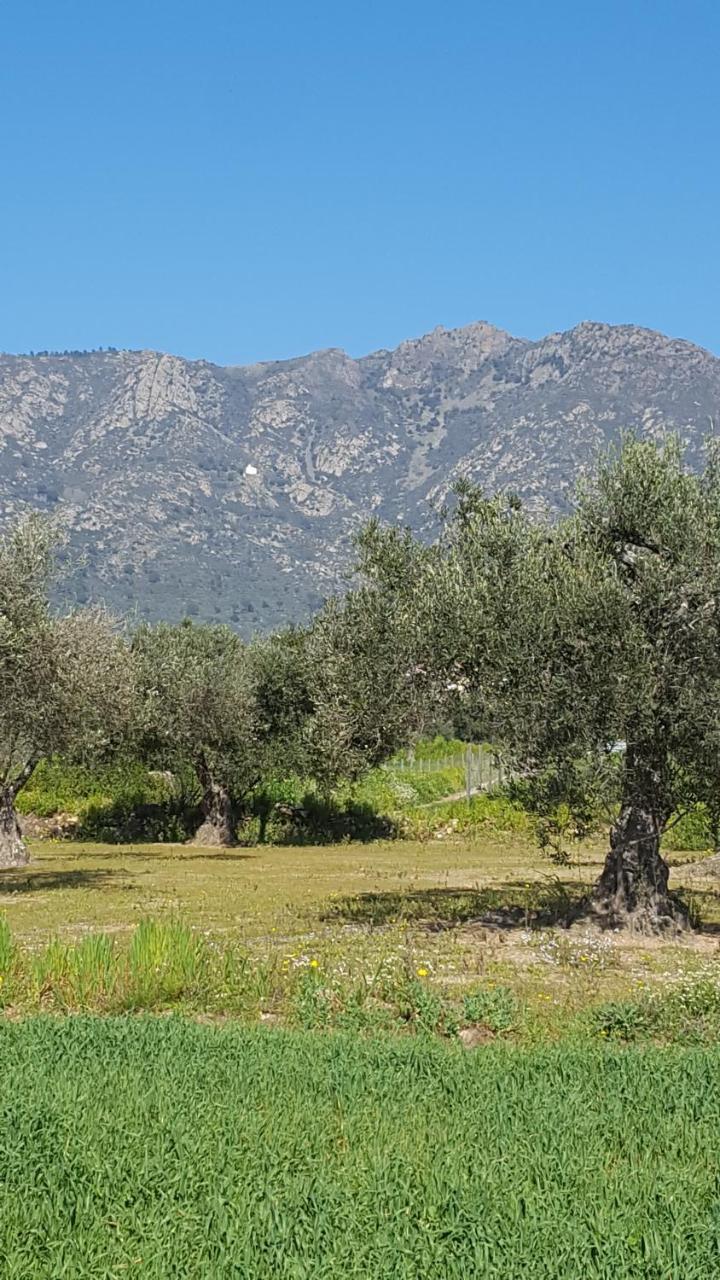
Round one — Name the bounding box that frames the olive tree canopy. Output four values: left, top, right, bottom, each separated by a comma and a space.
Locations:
132, 620, 309, 846
363, 439, 720, 931
0, 517, 134, 867
303, 550, 443, 793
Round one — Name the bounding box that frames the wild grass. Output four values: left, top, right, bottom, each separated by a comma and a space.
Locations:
2, 833, 720, 1035
3, 906, 720, 1045
2, 1017, 720, 1277
0, 913, 514, 1032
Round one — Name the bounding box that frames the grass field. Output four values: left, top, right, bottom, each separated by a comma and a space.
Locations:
2, 1016, 720, 1278
4, 837, 720, 1275
1, 834, 720, 1037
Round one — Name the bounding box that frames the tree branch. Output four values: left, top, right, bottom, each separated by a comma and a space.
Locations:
661, 807, 691, 835
9, 756, 40, 798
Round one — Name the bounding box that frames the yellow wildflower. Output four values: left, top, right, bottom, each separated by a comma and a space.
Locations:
416, 967, 428, 978
310, 959, 319, 969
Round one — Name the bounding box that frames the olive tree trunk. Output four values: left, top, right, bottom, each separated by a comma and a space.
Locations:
0, 786, 29, 869
593, 749, 686, 931
189, 757, 238, 847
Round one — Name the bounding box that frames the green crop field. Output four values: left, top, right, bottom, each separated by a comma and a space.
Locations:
1, 1017, 720, 1278
4, 835, 720, 1275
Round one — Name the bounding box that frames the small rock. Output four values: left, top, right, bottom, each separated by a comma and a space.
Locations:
458, 1025, 495, 1049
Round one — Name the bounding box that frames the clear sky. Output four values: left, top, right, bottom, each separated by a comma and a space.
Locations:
2, 0, 719, 364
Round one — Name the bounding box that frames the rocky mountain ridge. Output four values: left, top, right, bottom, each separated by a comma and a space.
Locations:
1, 320, 719, 631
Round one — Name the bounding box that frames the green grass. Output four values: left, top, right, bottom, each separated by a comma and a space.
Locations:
1, 1017, 720, 1278
3, 835, 720, 1034
8, 760, 720, 1274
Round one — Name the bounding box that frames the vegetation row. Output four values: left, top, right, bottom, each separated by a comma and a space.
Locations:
1, 913, 719, 1045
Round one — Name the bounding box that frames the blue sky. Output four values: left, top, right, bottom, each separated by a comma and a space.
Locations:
2, 0, 719, 364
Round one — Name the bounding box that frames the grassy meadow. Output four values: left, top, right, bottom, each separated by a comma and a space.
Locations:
3, 1018, 720, 1278
0, 826, 719, 1039
5, 756, 720, 1275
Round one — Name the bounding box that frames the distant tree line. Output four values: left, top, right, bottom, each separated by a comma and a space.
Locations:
2, 436, 720, 932
22, 347, 122, 358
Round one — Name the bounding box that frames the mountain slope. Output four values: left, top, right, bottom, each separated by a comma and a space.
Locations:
1, 320, 719, 631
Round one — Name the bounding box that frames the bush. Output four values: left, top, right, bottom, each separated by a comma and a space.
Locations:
463, 985, 518, 1034
589, 999, 649, 1042
588, 971, 720, 1045
18, 757, 199, 843
18, 757, 158, 819
662, 806, 716, 852
241, 790, 398, 845
78, 797, 195, 844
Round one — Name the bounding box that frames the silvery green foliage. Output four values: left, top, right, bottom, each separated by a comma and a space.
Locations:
389, 439, 720, 818
357, 438, 720, 922
302, 569, 443, 794
0, 516, 133, 793
131, 621, 309, 808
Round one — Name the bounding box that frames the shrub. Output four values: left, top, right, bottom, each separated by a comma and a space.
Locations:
463, 986, 518, 1034
589, 999, 648, 1042
18, 757, 199, 843
662, 805, 716, 852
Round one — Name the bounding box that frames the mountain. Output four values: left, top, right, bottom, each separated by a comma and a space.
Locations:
1, 321, 719, 632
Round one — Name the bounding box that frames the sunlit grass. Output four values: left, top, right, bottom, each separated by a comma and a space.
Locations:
2, 1018, 720, 1277
0, 836, 718, 1034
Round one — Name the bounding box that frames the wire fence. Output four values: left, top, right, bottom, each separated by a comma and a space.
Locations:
387, 746, 509, 799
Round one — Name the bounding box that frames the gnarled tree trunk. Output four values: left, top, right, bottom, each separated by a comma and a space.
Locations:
0, 787, 29, 869
189, 756, 238, 847
593, 748, 687, 931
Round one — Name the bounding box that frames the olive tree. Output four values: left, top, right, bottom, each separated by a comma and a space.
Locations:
367, 439, 720, 931
132, 620, 309, 846
303, 551, 442, 792
0, 517, 134, 867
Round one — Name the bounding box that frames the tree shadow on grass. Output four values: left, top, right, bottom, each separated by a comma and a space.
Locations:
326, 880, 720, 937
0, 868, 124, 895
322, 880, 587, 932
75, 848, 256, 863
674, 885, 720, 936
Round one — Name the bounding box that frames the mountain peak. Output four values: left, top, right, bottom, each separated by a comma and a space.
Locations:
1, 320, 718, 632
